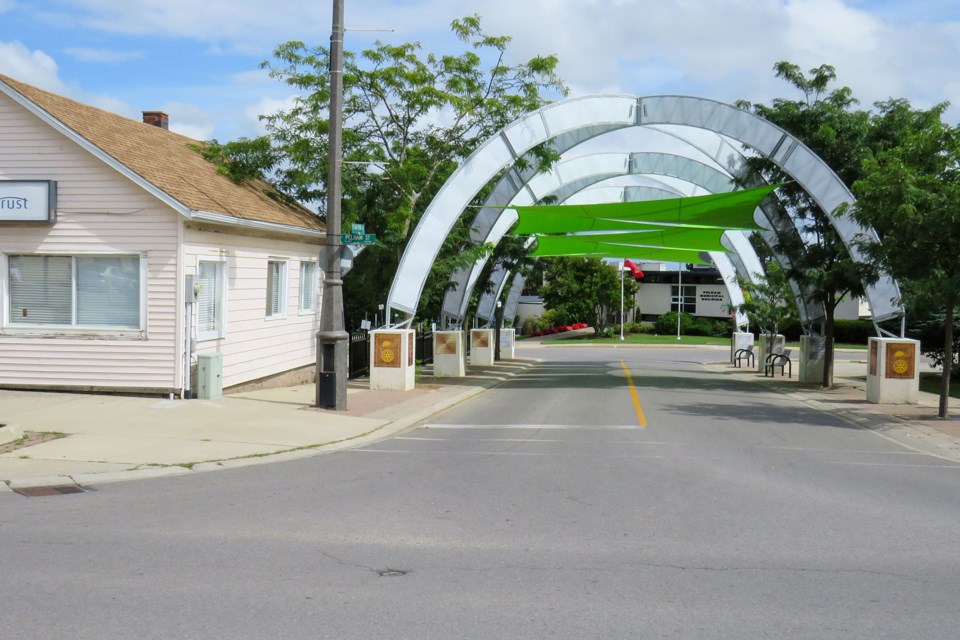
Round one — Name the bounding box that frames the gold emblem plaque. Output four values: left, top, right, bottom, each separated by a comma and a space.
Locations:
408, 332, 415, 366
472, 330, 489, 349
869, 341, 878, 376
374, 333, 401, 368
436, 333, 458, 355
885, 342, 916, 379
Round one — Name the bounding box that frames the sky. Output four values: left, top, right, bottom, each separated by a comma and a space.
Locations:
1, 0, 959, 142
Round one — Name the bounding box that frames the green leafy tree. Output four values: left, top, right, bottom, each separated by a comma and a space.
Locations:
540, 257, 638, 334
197, 15, 567, 325
850, 104, 960, 418
737, 62, 878, 387
735, 261, 796, 344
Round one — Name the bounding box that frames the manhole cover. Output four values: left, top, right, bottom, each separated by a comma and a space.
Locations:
13, 484, 94, 497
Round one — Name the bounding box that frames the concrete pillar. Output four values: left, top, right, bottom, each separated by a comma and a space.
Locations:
799, 335, 826, 384
470, 329, 495, 366
756, 334, 785, 373
866, 338, 921, 404
731, 332, 754, 364
433, 330, 465, 377
499, 328, 516, 360
369, 329, 416, 391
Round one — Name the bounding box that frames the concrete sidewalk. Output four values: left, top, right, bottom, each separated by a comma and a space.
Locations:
703, 353, 960, 464
0, 358, 537, 490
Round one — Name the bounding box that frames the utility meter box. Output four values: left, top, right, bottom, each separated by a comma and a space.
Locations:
197, 352, 223, 400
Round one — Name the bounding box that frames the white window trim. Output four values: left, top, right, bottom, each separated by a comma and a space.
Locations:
0, 251, 147, 339
299, 260, 319, 315
196, 256, 227, 342
265, 258, 289, 320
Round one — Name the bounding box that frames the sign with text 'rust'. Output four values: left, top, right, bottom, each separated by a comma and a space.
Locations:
885, 342, 916, 379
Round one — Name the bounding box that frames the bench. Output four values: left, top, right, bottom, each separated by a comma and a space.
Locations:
734, 344, 755, 368
764, 348, 792, 378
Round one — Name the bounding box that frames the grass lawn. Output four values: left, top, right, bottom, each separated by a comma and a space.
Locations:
550, 333, 870, 349
919, 372, 960, 399
563, 334, 730, 346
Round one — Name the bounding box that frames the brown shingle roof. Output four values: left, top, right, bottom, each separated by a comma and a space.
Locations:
0, 74, 325, 233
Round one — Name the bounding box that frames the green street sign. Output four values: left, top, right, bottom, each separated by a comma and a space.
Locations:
341, 232, 377, 245
350, 223, 365, 235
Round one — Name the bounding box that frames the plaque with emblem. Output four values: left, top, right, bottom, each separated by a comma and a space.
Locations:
408, 332, 415, 366
375, 333, 401, 368
885, 342, 915, 379
472, 330, 489, 348
436, 333, 458, 355
868, 341, 878, 376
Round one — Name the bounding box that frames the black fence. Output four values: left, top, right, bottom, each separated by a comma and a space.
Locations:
348, 330, 370, 379
347, 327, 434, 380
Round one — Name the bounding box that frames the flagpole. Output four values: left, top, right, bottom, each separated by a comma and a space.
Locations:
620, 260, 625, 341
676, 263, 682, 341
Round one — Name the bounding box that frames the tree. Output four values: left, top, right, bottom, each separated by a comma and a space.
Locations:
540, 258, 638, 334
737, 62, 877, 387
850, 104, 960, 418
735, 260, 796, 345
198, 15, 567, 325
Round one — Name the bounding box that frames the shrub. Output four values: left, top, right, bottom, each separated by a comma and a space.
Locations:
833, 319, 875, 344
655, 312, 695, 335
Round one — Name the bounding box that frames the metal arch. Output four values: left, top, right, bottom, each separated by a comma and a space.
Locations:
388, 94, 901, 324
456, 151, 777, 327
389, 95, 641, 325
456, 143, 814, 327
447, 150, 744, 326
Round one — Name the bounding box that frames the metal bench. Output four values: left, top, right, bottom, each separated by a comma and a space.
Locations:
764, 348, 792, 378
734, 344, 755, 368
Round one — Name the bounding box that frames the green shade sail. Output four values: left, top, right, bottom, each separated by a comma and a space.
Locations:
512, 184, 778, 235
531, 243, 711, 264
533, 227, 729, 253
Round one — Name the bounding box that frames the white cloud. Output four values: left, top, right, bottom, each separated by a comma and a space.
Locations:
63, 47, 143, 63
161, 102, 216, 140
244, 95, 299, 135
0, 40, 66, 93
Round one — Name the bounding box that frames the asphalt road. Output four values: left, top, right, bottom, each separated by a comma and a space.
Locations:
2, 346, 959, 639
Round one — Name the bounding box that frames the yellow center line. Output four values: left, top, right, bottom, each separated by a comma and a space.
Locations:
620, 360, 648, 428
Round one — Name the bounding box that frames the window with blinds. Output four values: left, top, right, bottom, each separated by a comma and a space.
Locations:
299, 262, 316, 312
7, 255, 141, 328
266, 260, 287, 318
197, 261, 224, 339
670, 284, 697, 314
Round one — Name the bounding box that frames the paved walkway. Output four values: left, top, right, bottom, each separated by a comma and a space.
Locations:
3, 345, 959, 491
0, 359, 536, 490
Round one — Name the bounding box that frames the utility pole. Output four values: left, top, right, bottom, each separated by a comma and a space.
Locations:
316, 0, 349, 409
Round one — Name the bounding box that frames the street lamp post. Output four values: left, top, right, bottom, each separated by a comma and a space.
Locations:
316, 0, 349, 410
620, 260, 625, 341
676, 264, 683, 341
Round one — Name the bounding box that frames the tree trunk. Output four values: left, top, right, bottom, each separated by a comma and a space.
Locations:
822, 296, 835, 389
939, 293, 955, 419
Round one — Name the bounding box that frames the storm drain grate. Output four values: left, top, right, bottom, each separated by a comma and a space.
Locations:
13, 484, 94, 497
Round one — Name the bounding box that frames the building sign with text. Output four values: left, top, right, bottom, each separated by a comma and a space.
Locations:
0, 181, 57, 222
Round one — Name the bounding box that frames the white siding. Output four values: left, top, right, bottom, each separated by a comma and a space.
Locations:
185, 227, 322, 389
0, 92, 180, 391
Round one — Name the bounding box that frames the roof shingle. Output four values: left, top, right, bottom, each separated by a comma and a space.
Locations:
0, 74, 325, 233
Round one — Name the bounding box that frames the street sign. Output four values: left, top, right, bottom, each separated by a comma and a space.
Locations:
340, 232, 377, 245
351, 223, 365, 234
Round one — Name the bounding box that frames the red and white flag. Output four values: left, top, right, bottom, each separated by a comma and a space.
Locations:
623, 259, 644, 280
